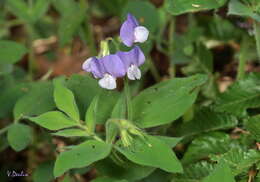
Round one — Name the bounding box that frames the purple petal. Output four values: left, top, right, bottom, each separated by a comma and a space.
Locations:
117, 46, 145, 69
90, 57, 106, 78
120, 13, 139, 47
101, 54, 126, 78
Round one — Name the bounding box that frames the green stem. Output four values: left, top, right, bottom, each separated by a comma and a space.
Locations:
0, 125, 11, 135
168, 15, 176, 78
148, 57, 160, 82
237, 36, 249, 80
124, 78, 132, 121
253, 20, 260, 60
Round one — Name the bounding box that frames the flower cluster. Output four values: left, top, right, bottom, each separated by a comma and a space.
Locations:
82, 13, 149, 90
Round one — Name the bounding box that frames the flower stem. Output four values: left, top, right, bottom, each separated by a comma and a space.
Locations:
124, 78, 133, 121
168, 15, 176, 78
253, 20, 260, 60
237, 36, 249, 80
148, 57, 160, 82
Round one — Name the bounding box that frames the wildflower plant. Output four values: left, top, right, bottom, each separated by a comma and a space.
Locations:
2, 0, 260, 182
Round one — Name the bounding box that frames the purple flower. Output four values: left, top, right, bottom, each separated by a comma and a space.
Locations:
117, 46, 145, 80
82, 54, 126, 90
120, 13, 149, 47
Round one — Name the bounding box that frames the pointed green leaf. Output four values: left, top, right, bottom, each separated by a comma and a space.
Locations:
115, 135, 183, 173
132, 74, 207, 128
85, 95, 99, 133
166, 0, 227, 15
54, 140, 111, 177
54, 80, 80, 122
52, 128, 88, 137
28, 111, 78, 130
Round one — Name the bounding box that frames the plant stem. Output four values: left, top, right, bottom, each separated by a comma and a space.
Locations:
148, 57, 160, 82
124, 78, 133, 121
168, 15, 176, 78
237, 36, 249, 80
253, 20, 260, 60
0, 125, 11, 135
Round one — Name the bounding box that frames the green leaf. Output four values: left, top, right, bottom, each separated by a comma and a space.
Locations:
132, 74, 207, 128
52, 0, 78, 16
66, 75, 101, 119
58, 5, 86, 46
52, 128, 88, 137
215, 73, 260, 116
91, 177, 127, 182
54, 80, 80, 122
7, 0, 33, 23
96, 158, 154, 181
155, 136, 182, 148
121, 0, 159, 33
202, 163, 235, 182
115, 135, 183, 173
172, 161, 215, 182
31, 0, 50, 22
0, 40, 27, 64
228, 0, 260, 22
28, 111, 78, 131
13, 82, 55, 120
182, 132, 237, 164
54, 140, 111, 177
33, 161, 54, 182
174, 108, 238, 137
166, 0, 227, 15
85, 96, 99, 133
211, 149, 260, 175
0, 76, 31, 119
196, 43, 213, 74
245, 114, 260, 141
95, 90, 121, 124
7, 123, 32, 151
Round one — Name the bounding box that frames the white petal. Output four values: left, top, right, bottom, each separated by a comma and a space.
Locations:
98, 74, 117, 90
134, 26, 149, 43
127, 65, 141, 80
82, 58, 92, 72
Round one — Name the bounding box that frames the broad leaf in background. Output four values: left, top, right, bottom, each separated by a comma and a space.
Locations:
141, 169, 172, 182
28, 111, 78, 131
215, 73, 260, 117
58, 4, 86, 46
0, 40, 27, 64
172, 161, 215, 182
245, 114, 260, 141
121, 0, 159, 33
174, 108, 237, 137
228, 0, 260, 22
96, 158, 155, 181
52, 128, 88, 138
182, 132, 237, 164
0, 75, 31, 119
7, 0, 50, 23
66, 75, 101, 119
115, 135, 183, 173
202, 163, 235, 182
196, 43, 213, 74
211, 149, 260, 175
7, 123, 33, 151
166, 0, 227, 15
132, 74, 207, 128
54, 80, 80, 122
52, 0, 78, 16
54, 140, 111, 177
33, 161, 54, 182
13, 82, 55, 120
